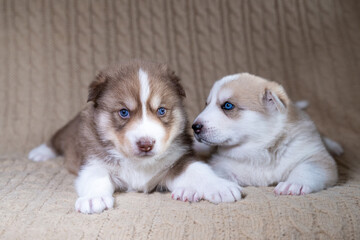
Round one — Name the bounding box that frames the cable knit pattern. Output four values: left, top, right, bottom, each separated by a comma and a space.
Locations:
0, 0, 359, 239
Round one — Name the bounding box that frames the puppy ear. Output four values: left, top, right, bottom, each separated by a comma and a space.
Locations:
168, 70, 186, 98
87, 71, 108, 103
263, 88, 287, 113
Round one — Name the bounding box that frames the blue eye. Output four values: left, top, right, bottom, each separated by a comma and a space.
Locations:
222, 102, 234, 110
119, 109, 130, 118
157, 107, 166, 116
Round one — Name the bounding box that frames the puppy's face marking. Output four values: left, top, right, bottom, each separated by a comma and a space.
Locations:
92, 63, 186, 162
193, 73, 289, 146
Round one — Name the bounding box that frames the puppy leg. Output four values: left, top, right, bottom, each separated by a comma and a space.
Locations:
75, 162, 115, 214
29, 114, 81, 163
274, 160, 337, 195
166, 161, 242, 204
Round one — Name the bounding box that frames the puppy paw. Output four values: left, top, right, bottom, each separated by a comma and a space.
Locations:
274, 182, 311, 196
171, 188, 202, 202
171, 180, 242, 204
75, 196, 114, 214
28, 144, 57, 162
203, 180, 242, 203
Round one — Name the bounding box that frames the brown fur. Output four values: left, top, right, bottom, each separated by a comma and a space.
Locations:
221, 74, 290, 119
48, 113, 84, 175
219, 75, 290, 114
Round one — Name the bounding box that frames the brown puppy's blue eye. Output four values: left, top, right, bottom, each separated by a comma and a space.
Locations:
119, 109, 130, 118
157, 107, 166, 116
222, 102, 234, 110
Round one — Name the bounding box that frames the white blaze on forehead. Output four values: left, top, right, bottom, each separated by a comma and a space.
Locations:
207, 73, 241, 104
139, 68, 150, 118
124, 68, 166, 156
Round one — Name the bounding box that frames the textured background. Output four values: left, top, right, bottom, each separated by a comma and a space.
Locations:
0, 0, 359, 239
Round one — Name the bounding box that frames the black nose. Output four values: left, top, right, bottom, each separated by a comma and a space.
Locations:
192, 123, 203, 134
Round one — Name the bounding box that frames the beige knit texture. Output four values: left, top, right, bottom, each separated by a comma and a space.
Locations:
0, 0, 359, 239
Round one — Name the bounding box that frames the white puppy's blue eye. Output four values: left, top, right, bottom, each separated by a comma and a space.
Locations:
157, 107, 166, 116
119, 109, 130, 118
222, 102, 234, 110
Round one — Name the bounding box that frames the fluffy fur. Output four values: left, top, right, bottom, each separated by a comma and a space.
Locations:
193, 73, 338, 195
28, 60, 241, 214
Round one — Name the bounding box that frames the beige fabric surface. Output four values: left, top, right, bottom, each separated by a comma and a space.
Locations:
0, 0, 359, 239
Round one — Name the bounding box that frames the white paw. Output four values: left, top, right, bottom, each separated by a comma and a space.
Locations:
28, 143, 57, 162
274, 182, 311, 195
171, 188, 202, 202
171, 180, 242, 204
203, 180, 242, 203
75, 196, 114, 214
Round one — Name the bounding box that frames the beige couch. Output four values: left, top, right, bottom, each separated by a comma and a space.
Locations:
1, 0, 359, 239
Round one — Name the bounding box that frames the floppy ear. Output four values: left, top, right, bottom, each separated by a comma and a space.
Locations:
167, 69, 186, 98
263, 88, 287, 113
87, 71, 108, 104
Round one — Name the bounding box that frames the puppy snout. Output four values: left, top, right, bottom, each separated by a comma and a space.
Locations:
192, 123, 203, 134
136, 138, 155, 152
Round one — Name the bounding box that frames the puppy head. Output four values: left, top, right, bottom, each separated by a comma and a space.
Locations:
193, 73, 290, 146
88, 60, 187, 162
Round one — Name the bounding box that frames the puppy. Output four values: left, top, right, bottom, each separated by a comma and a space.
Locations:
192, 73, 338, 195
28, 61, 241, 214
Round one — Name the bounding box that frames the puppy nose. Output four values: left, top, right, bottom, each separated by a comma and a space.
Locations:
136, 138, 155, 152
192, 123, 203, 134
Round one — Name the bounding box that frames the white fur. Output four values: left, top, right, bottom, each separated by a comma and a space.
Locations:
75, 160, 115, 214
125, 118, 166, 157
166, 161, 242, 203
112, 143, 186, 192
139, 68, 150, 107
295, 100, 309, 110
322, 136, 344, 156
75, 135, 190, 214
194, 74, 337, 196
28, 143, 57, 162
210, 119, 331, 191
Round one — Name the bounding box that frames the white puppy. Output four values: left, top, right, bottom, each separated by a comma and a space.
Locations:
192, 73, 338, 195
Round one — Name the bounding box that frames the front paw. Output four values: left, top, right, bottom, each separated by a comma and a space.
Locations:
171, 188, 202, 202
75, 196, 114, 214
274, 182, 311, 195
171, 180, 242, 204
203, 180, 242, 203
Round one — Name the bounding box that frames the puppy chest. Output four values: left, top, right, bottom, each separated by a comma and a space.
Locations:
112, 167, 157, 192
